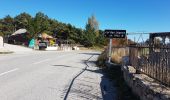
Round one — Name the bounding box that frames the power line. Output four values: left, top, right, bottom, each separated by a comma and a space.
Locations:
127, 32, 150, 35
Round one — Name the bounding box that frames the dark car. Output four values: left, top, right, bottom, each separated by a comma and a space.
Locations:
38, 42, 47, 50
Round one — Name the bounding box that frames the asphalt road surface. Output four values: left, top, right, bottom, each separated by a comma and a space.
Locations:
0, 50, 105, 100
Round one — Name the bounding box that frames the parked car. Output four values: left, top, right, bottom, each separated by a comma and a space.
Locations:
38, 42, 47, 50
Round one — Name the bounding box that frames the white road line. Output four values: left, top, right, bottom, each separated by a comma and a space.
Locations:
33, 59, 50, 64
0, 68, 19, 77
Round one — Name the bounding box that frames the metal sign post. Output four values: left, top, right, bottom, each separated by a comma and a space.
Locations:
104, 29, 126, 64
108, 38, 112, 63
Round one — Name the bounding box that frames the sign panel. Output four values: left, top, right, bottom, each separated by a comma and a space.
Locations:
104, 30, 126, 38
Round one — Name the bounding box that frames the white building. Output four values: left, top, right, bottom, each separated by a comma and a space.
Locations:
0, 36, 3, 48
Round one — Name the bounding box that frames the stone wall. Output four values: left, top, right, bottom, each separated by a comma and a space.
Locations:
122, 65, 170, 100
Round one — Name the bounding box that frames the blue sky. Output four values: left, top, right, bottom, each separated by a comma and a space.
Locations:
0, 0, 170, 37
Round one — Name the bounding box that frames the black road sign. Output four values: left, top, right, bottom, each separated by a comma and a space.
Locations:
104, 30, 126, 38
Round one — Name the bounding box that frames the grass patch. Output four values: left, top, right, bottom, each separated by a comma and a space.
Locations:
89, 46, 105, 51
96, 50, 107, 68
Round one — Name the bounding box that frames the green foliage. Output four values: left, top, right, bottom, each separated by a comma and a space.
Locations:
95, 30, 107, 46
0, 20, 4, 36
83, 15, 107, 47
83, 15, 98, 47
14, 12, 32, 29
27, 12, 50, 39
83, 23, 96, 47
0, 12, 107, 47
0, 15, 15, 35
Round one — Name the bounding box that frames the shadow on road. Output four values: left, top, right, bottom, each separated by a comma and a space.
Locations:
100, 75, 117, 100
60, 53, 116, 100
85, 68, 117, 100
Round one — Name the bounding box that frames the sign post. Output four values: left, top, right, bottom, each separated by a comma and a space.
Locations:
108, 38, 112, 63
104, 30, 126, 63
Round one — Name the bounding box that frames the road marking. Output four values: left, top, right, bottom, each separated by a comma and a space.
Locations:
0, 68, 19, 77
33, 59, 50, 64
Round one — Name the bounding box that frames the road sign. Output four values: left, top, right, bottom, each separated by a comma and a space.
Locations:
104, 29, 126, 64
104, 30, 126, 38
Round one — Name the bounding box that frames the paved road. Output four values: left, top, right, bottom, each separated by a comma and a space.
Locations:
0, 51, 104, 100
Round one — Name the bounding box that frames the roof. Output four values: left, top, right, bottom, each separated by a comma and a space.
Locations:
12, 29, 27, 36
150, 32, 170, 38
41, 33, 53, 39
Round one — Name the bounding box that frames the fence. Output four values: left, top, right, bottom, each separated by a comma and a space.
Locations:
129, 44, 170, 86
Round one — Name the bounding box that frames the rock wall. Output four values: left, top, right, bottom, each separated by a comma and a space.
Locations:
122, 65, 170, 100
